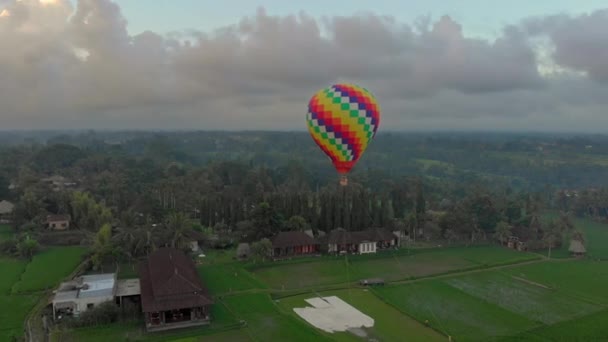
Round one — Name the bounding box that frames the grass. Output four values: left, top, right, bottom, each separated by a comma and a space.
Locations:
252, 246, 539, 290
498, 310, 608, 342
223, 294, 332, 342
444, 272, 602, 324
375, 281, 538, 341
0, 257, 26, 294
252, 259, 349, 290
574, 218, 608, 260
0, 224, 13, 241
198, 263, 265, 295
277, 288, 445, 342
0, 294, 38, 341
504, 260, 608, 305
12, 246, 86, 294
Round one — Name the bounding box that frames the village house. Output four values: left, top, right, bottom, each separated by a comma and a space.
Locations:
47, 214, 71, 230
0, 200, 15, 223
139, 248, 213, 332
325, 228, 400, 255
271, 231, 320, 258
51, 273, 141, 320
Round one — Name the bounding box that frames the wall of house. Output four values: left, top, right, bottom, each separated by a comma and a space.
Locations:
358, 242, 376, 254
74, 295, 114, 314
50, 221, 70, 230
328, 243, 337, 253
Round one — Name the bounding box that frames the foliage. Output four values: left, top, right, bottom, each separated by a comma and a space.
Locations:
16, 234, 39, 260
71, 192, 113, 231
493, 221, 512, 245
65, 302, 122, 328
250, 238, 272, 261
91, 224, 118, 270
284, 215, 310, 232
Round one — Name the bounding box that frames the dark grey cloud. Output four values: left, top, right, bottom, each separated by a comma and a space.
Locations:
0, 0, 607, 131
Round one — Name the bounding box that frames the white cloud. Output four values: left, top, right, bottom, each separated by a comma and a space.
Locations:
0, 0, 607, 131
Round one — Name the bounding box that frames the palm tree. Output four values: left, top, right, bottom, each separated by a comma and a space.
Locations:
165, 212, 191, 250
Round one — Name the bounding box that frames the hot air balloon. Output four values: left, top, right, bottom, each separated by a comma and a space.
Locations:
306, 83, 381, 186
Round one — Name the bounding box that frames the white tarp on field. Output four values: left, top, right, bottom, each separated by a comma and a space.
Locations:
293, 296, 374, 333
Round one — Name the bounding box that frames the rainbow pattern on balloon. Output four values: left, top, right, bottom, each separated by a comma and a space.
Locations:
307, 83, 381, 174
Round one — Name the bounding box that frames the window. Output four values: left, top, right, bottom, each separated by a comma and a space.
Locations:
62, 223, 67, 227
87, 303, 94, 309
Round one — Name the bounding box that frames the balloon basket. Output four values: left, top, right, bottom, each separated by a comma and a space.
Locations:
339, 175, 348, 186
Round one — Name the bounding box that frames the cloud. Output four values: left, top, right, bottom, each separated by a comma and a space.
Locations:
0, 0, 607, 131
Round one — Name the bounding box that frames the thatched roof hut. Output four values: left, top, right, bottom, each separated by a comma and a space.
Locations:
568, 239, 586, 256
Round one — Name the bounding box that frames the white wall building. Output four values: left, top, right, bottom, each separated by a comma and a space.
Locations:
52, 273, 117, 319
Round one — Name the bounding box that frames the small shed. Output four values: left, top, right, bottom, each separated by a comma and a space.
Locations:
568, 239, 586, 258
47, 215, 71, 231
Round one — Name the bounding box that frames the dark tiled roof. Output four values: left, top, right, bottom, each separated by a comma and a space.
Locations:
138, 248, 213, 313
326, 228, 397, 245
271, 231, 317, 248
47, 214, 70, 222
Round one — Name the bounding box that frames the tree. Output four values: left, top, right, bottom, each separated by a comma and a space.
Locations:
251, 238, 272, 262
91, 224, 116, 271
284, 215, 310, 232
543, 221, 561, 259
250, 202, 282, 240
164, 212, 192, 250
493, 221, 512, 246
16, 235, 39, 260
414, 181, 426, 238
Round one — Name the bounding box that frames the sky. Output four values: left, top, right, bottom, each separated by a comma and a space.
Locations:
1, 0, 608, 132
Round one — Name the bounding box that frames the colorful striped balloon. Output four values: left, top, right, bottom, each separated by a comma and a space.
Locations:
307, 83, 381, 185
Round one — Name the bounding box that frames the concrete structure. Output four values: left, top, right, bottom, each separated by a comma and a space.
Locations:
52, 274, 117, 320
326, 228, 399, 255
271, 231, 320, 258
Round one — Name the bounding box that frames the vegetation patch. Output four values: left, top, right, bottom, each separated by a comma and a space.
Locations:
0, 294, 38, 341
498, 310, 608, 342
444, 272, 602, 324
223, 293, 332, 341
375, 281, 538, 341
505, 260, 608, 305
0, 257, 26, 294
12, 246, 86, 294
198, 263, 265, 295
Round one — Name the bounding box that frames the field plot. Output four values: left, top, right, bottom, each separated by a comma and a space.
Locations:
251, 259, 349, 290
445, 272, 601, 324
12, 246, 86, 293
198, 263, 265, 295
278, 289, 445, 342
252, 246, 538, 290
0, 294, 38, 341
498, 310, 608, 342
576, 218, 608, 259
375, 281, 537, 341
223, 294, 332, 342
0, 257, 26, 294
505, 260, 608, 305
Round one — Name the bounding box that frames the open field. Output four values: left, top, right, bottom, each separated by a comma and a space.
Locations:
0, 257, 26, 294
277, 289, 445, 342
498, 309, 608, 342
504, 260, 608, 305
251, 246, 539, 290
198, 263, 265, 295
375, 281, 538, 341
541, 213, 608, 259
444, 272, 601, 324
223, 294, 332, 342
0, 294, 38, 341
251, 259, 349, 290
12, 246, 87, 294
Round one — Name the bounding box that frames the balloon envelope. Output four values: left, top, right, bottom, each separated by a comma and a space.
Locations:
306, 83, 380, 175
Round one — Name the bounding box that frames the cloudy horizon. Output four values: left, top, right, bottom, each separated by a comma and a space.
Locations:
1, 0, 608, 132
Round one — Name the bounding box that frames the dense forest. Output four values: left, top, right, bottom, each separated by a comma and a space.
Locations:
0, 131, 607, 263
